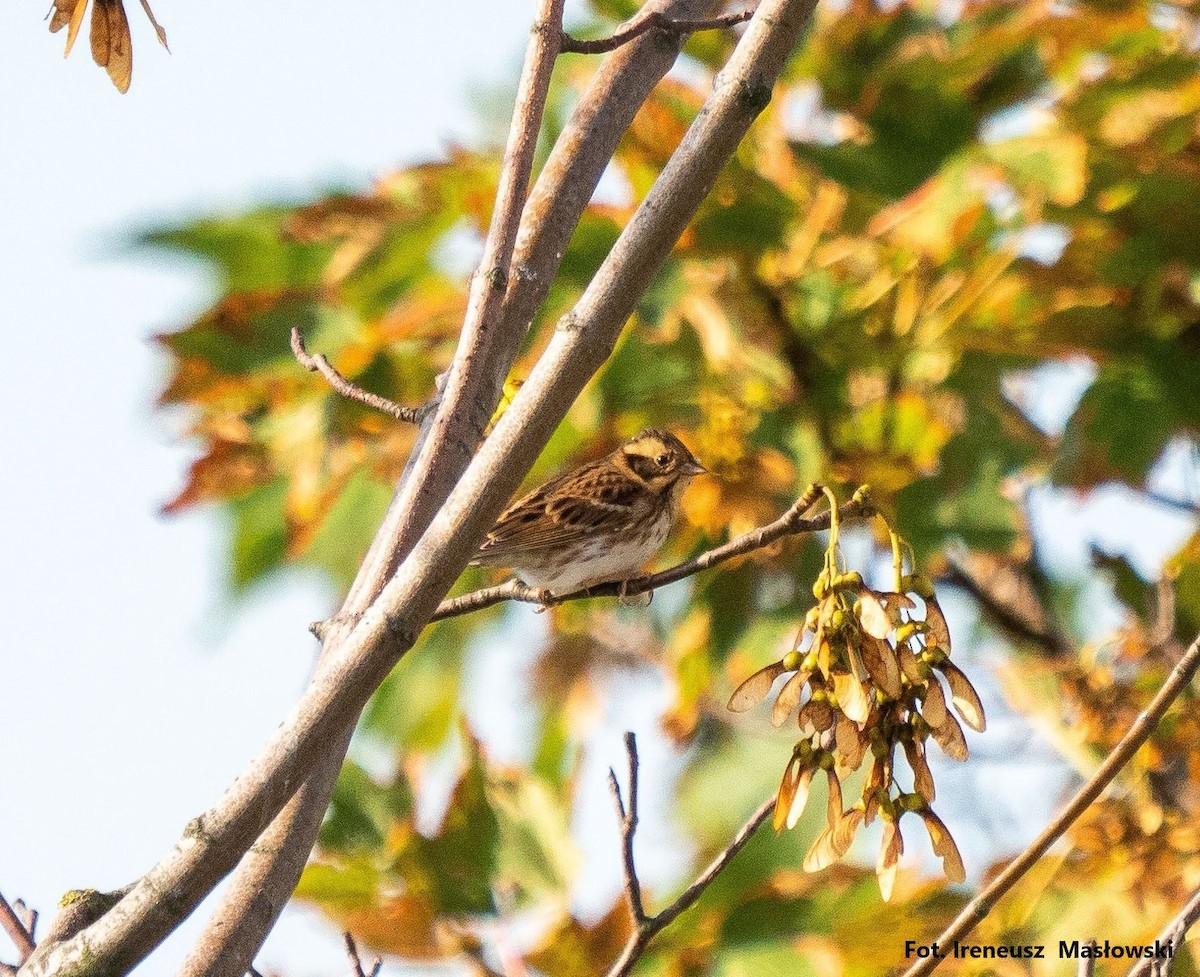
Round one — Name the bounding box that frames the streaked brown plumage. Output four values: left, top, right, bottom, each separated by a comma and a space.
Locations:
474, 429, 706, 594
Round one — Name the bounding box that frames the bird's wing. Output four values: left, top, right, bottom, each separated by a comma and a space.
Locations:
477, 463, 642, 558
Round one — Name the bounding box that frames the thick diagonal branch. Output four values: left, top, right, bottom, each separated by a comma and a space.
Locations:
23, 1, 817, 972
174, 2, 565, 975
175, 0, 730, 974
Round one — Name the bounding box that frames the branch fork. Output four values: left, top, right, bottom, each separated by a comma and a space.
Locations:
290, 326, 428, 424
561, 6, 756, 55
604, 733, 774, 977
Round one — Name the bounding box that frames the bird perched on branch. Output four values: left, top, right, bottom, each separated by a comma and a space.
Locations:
474, 429, 706, 596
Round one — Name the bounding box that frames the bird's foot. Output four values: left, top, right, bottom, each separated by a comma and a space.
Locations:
617, 580, 653, 607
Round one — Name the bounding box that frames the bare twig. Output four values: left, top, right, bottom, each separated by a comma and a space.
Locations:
603, 733, 775, 977
1126, 885, 1200, 977
610, 732, 647, 925
433, 484, 866, 620
0, 892, 35, 962
24, 1, 818, 972
561, 7, 754, 54
290, 327, 422, 423
902, 630, 1200, 977
942, 550, 1068, 656
13, 903, 36, 946
343, 933, 382, 977
1144, 490, 1200, 516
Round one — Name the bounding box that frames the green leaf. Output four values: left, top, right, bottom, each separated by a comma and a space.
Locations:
320, 761, 415, 854
1053, 364, 1175, 489
301, 470, 393, 590
229, 477, 289, 590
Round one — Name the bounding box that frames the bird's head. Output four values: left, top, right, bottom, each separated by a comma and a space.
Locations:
619, 429, 707, 492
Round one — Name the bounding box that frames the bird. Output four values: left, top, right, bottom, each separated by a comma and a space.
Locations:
473, 429, 707, 596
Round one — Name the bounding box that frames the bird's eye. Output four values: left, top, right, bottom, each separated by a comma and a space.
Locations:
655, 453, 669, 466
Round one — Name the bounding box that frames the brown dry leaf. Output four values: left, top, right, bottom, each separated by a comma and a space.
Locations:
940, 661, 986, 732
814, 614, 830, 676
922, 675, 949, 728
774, 755, 803, 832
898, 642, 925, 683
89, 0, 132, 93
925, 596, 953, 652
803, 825, 840, 872
876, 819, 904, 902
862, 758, 886, 823
856, 589, 892, 639
49, 0, 167, 92
861, 634, 902, 698
834, 713, 867, 772
920, 809, 966, 883
728, 660, 786, 712
786, 767, 816, 830
833, 806, 864, 859
832, 670, 871, 724
931, 710, 969, 761
340, 894, 449, 959
771, 669, 811, 727
826, 770, 844, 831
903, 738, 936, 803
797, 695, 834, 735
49, 0, 89, 54
526, 899, 634, 977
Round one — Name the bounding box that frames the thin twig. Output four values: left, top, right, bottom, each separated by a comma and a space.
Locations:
1126, 884, 1200, 977
290, 327, 423, 423
942, 551, 1068, 656
610, 732, 647, 924
901, 630, 1200, 977
14, 903, 36, 946
433, 484, 866, 621
603, 736, 775, 977
561, 7, 754, 54
1144, 490, 1200, 515
343, 932, 382, 977
0, 893, 35, 962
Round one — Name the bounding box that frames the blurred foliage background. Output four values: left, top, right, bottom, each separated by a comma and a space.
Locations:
145, 0, 1200, 972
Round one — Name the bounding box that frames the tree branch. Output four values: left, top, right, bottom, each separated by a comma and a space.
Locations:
179, 0, 731, 970
431, 484, 868, 621
0, 894, 34, 963
610, 732, 647, 925
941, 550, 1068, 656
24, 1, 818, 971
560, 7, 754, 54
343, 933, 382, 977
901, 630, 1200, 977
175, 1, 568, 973
603, 733, 775, 977
1126, 886, 1200, 977
290, 327, 423, 423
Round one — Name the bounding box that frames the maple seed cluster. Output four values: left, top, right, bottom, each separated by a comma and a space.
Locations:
728, 490, 985, 900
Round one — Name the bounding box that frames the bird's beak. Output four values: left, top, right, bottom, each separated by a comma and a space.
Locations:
684, 459, 708, 476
